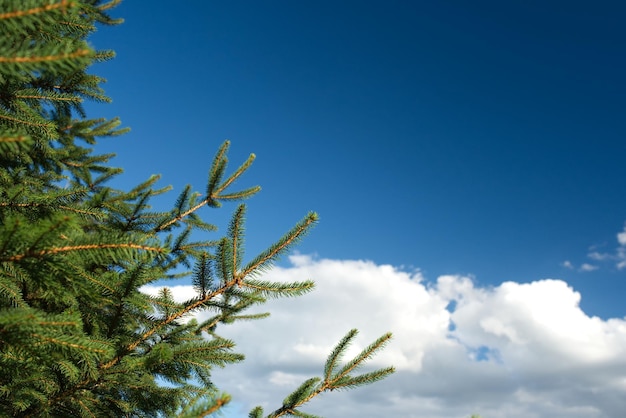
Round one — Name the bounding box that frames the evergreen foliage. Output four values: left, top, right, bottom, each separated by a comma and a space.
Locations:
0, 1, 394, 417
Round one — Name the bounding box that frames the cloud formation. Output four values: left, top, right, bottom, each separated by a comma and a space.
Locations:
563, 223, 626, 272
562, 260, 598, 272
143, 255, 626, 418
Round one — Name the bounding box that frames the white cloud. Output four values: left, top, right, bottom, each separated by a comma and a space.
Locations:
613, 224, 626, 269
617, 225, 626, 246
587, 251, 611, 261
561, 261, 598, 272
565, 223, 626, 271
579, 263, 599, 272
618, 247, 626, 270
148, 256, 626, 418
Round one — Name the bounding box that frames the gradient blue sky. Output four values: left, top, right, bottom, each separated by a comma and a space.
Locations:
89, 0, 625, 318
85, 2, 626, 416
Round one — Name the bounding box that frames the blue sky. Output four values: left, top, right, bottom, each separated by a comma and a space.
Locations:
88, 1, 626, 416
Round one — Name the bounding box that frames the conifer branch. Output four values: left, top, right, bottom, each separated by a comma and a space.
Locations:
216, 237, 232, 283
0, 49, 92, 64
156, 144, 258, 231
156, 198, 212, 232
330, 331, 393, 380
207, 140, 230, 192
0, 272, 24, 307
29, 380, 94, 418
216, 186, 261, 201
0, 219, 19, 255
192, 252, 212, 298
197, 396, 229, 417
230, 204, 246, 274
0, 0, 75, 20
102, 280, 239, 370
14, 92, 81, 103
35, 320, 79, 327
176, 393, 231, 418
0, 203, 97, 218
0, 112, 55, 129
98, 0, 122, 12
324, 328, 356, 381
239, 212, 318, 280
58, 20, 93, 31
240, 279, 315, 298
59, 205, 101, 216
0, 135, 28, 143
262, 330, 395, 418
213, 153, 256, 197
76, 398, 97, 418
26, 217, 67, 252
228, 312, 270, 322
30, 333, 110, 353
2, 243, 164, 262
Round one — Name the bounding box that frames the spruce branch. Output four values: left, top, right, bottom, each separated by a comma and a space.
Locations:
260, 330, 395, 418
330, 331, 393, 380
192, 252, 213, 299
239, 212, 318, 280
212, 153, 257, 198
0, 110, 56, 132
197, 395, 230, 417
14, 89, 82, 104
0, 48, 92, 64
249, 407, 264, 418
323, 328, 356, 381
103, 223, 311, 370
0, 134, 30, 149
29, 333, 111, 354
229, 203, 246, 274
156, 197, 210, 232
216, 236, 233, 283
75, 398, 97, 418
176, 392, 231, 418
0, 0, 76, 21
227, 312, 270, 322
0, 203, 101, 218
206, 140, 230, 199
216, 186, 261, 201
101, 279, 241, 370
0, 135, 28, 142
0, 266, 25, 307
240, 279, 315, 299
2, 242, 165, 262
98, 0, 123, 12
156, 141, 259, 231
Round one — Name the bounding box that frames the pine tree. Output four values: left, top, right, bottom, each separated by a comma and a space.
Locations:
0, 1, 394, 417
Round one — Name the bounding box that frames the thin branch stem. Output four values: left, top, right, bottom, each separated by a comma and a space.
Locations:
0, 49, 91, 64
3, 243, 163, 262
0, 0, 74, 20
239, 215, 316, 279
155, 198, 209, 232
